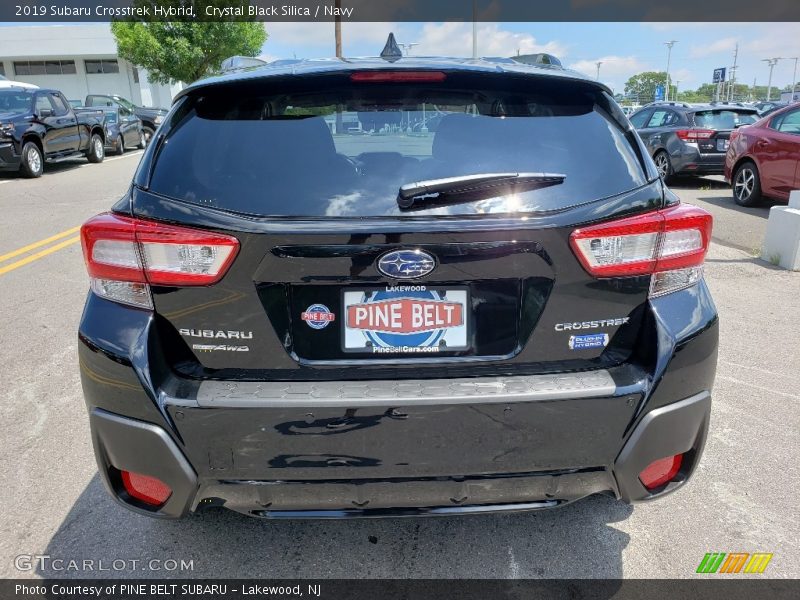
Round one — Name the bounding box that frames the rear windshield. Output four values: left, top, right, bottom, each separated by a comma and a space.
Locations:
692, 109, 758, 130
147, 74, 648, 217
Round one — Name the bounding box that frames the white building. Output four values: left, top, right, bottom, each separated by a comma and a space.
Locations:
780, 90, 800, 103
0, 24, 181, 108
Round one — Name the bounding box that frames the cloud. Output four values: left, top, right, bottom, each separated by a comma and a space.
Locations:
689, 37, 738, 58
414, 23, 567, 58
264, 21, 400, 55
742, 23, 800, 57
568, 55, 648, 80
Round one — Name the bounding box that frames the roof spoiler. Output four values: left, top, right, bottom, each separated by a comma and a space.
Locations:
512, 53, 563, 68
220, 56, 269, 73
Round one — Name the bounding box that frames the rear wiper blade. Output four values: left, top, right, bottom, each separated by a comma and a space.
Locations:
397, 172, 566, 209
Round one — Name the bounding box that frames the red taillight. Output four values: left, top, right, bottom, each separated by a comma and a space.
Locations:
81, 213, 239, 307
349, 71, 447, 83
570, 204, 712, 297
121, 470, 172, 506
676, 129, 715, 141
639, 454, 683, 491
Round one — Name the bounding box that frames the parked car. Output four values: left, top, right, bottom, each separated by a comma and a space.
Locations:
629, 101, 759, 181
0, 88, 105, 177
752, 100, 786, 116
725, 103, 800, 206
84, 94, 167, 144
94, 106, 146, 155
0, 74, 37, 90
79, 44, 717, 519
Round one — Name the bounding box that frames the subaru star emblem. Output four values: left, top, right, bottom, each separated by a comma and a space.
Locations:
377, 249, 436, 279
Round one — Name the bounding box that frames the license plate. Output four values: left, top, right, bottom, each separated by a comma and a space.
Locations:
342, 287, 469, 354
717, 139, 729, 151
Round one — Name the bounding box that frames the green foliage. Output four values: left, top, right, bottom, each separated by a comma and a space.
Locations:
624, 71, 671, 102
624, 68, 791, 103
111, 2, 267, 84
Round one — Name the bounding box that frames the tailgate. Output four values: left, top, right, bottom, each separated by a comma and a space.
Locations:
135, 183, 659, 381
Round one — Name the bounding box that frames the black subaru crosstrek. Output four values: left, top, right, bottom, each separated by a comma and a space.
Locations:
79, 45, 717, 518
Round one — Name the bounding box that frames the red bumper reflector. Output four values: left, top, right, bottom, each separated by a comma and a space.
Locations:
121, 471, 172, 506
639, 454, 683, 491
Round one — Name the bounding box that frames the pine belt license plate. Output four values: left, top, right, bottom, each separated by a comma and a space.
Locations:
717, 138, 729, 151
342, 287, 469, 354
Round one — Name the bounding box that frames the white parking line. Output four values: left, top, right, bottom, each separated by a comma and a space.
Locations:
1, 150, 144, 179
80, 151, 143, 167
104, 150, 144, 163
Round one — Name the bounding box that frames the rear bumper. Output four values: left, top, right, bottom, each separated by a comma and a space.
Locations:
79, 281, 718, 518
672, 149, 727, 175
88, 389, 711, 518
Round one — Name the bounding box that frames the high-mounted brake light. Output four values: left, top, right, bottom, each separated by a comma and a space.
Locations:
570, 204, 712, 298
349, 71, 447, 83
80, 213, 239, 308
676, 129, 715, 141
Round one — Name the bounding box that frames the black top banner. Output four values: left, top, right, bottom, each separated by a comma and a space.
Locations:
2, 0, 799, 22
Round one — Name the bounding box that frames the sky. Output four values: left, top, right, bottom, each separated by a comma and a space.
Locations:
260, 22, 800, 94
2, 21, 798, 94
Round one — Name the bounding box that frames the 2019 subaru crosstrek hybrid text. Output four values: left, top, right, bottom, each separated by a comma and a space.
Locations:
78, 50, 718, 518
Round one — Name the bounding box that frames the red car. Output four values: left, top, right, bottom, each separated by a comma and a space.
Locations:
725, 103, 800, 206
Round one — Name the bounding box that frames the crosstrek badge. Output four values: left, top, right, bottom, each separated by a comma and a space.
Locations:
301, 304, 335, 329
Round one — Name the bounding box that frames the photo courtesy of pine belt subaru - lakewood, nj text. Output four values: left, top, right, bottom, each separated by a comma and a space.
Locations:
78, 37, 718, 519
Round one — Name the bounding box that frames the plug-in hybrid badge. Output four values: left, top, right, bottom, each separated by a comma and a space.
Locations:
377, 249, 436, 279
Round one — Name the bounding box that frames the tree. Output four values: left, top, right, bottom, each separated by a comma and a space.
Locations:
624, 71, 671, 103
111, 3, 266, 84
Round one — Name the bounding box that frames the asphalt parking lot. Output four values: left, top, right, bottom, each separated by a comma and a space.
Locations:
0, 155, 798, 579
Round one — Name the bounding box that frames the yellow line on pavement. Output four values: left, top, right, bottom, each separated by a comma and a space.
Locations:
0, 226, 80, 263
0, 236, 80, 276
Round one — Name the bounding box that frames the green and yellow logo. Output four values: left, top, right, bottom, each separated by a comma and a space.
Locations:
697, 552, 773, 574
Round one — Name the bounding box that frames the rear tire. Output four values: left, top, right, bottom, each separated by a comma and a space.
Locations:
20, 141, 43, 178
137, 131, 146, 150
87, 133, 105, 163
653, 150, 674, 183
142, 126, 155, 145
733, 161, 762, 207
115, 135, 125, 156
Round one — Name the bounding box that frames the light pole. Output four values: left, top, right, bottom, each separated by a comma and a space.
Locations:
762, 58, 780, 101
787, 57, 799, 101
664, 40, 677, 102
472, 0, 478, 59
728, 43, 739, 102
398, 43, 419, 56
727, 65, 738, 102
675, 80, 681, 101
595, 61, 602, 80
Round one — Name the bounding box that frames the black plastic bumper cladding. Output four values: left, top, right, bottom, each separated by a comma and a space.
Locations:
79, 275, 717, 517
614, 391, 711, 502
90, 409, 197, 518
